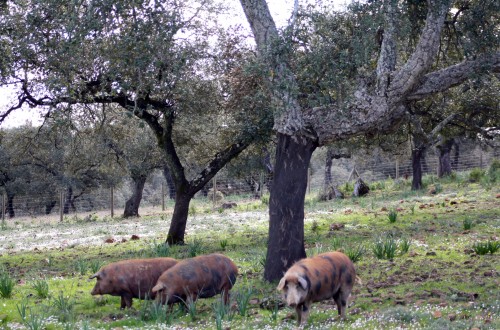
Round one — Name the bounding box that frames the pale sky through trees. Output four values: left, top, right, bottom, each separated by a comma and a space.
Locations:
0, 0, 351, 128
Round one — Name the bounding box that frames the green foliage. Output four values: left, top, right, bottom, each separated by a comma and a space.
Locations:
139, 298, 177, 323
187, 238, 204, 258
373, 235, 398, 260
31, 279, 49, 299
219, 239, 228, 251
150, 241, 171, 257
212, 295, 234, 330
0, 268, 14, 298
234, 286, 254, 317
468, 168, 485, 182
473, 240, 499, 255
74, 258, 89, 275
51, 291, 75, 322
487, 159, 500, 182
388, 208, 398, 223
399, 237, 412, 255
463, 217, 474, 231
88, 259, 104, 274
17, 299, 46, 330
345, 244, 366, 263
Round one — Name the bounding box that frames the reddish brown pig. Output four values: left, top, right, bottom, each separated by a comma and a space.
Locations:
90, 257, 178, 308
152, 253, 238, 305
277, 251, 357, 325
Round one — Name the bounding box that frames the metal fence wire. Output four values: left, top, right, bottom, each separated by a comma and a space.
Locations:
1, 148, 498, 220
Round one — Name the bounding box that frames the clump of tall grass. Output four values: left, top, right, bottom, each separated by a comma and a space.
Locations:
31, 279, 49, 299
0, 267, 15, 298
187, 238, 204, 257
388, 208, 398, 223
234, 286, 253, 317
373, 234, 411, 259
74, 258, 88, 275
463, 218, 474, 231
473, 240, 499, 255
51, 291, 75, 322
150, 241, 171, 257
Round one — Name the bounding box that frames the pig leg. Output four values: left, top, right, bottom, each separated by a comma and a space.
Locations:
121, 294, 133, 309
333, 289, 350, 320
296, 302, 311, 326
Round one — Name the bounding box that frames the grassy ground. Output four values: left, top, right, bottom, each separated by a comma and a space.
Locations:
0, 171, 499, 330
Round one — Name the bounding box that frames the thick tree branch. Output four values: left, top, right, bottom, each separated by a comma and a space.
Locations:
389, 0, 451, 102
408, 52, 500, 100
376, 0, 397, 96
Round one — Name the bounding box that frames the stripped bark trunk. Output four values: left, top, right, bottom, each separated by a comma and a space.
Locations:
123, 175, 148, 218
412, 147, 426, 190
265, 133, 316, 281
437, 138, 454, 177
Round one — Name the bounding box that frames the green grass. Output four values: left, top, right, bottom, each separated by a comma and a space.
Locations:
0, 174, 498, 329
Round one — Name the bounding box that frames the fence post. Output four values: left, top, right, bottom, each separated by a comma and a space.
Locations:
212, 176, 217, 209
2, 193, 5, 223
110, 187, 114, 218
479, 151, 483, 169
396, 159, 399, 179
308, 168, 311, 194
59, 191, 64, 222
161, 183, 165, 211
260, 173, 264, 199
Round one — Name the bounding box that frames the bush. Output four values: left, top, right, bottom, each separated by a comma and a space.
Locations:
487, 159, 500, 182
468, 168, 485, 183
31, 279, 49, 299
388, 208, 398, 223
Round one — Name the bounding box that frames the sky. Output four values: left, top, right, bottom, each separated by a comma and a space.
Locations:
0, 0, 351, 128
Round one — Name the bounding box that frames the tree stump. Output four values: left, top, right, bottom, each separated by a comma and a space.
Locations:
352, 178, 370, 197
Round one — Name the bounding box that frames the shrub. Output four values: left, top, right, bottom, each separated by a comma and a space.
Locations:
235, 286, 253, 317
51, 291, 75, 323
219, 239, 228, 251
399, 237, 412, 254
468, 168, 485, 183
487, 159, 500, 182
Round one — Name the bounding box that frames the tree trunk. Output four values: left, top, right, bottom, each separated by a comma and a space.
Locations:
162, 165, 176, 200
452, 141, 459, 170
63, 186, 73, 214
45, 200, 57, 215
166, 190, 193, 245
412, 147, 425, 190
6, 192, 14, 218
437, 139, 454, 177
324, 148, 334, 188
123, 175, 147, 218
264, 133, 317, 282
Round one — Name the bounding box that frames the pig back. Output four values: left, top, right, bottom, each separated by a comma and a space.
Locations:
161, 253, 238, 302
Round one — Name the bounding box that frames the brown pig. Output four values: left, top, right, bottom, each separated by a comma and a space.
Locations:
277, 251, 357, 325
152, 253, 238, 305
90, 257, 178, 308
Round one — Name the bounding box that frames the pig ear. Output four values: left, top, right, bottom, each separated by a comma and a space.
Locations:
277, 277, 286, 291
89, 272, 100, 280
298, 276, 308, 290
152, 283, 166, 293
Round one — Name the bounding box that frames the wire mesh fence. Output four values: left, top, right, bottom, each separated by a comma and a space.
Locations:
1, 148, 497, 222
